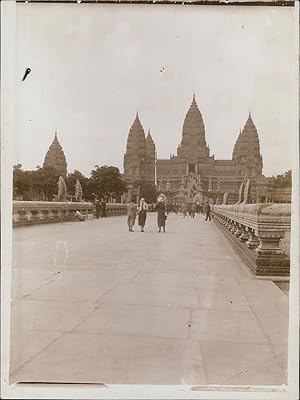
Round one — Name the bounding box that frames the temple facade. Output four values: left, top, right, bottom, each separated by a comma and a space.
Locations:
43, 131, 68, 177
123, 95, 265, 204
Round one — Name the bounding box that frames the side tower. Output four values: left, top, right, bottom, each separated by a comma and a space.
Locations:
145, 130, 156, 184
232, 113, 263, 177
123, 112, 147, 184
43, 131, 67, 176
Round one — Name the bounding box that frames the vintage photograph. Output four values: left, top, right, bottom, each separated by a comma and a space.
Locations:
6, 0, 296, 391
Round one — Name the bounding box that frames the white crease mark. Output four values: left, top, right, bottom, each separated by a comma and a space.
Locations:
53, 240, 69, 268
224, 369, 248, 384
180, 377, 187, 385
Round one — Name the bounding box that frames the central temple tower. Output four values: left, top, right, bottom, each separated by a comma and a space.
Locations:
177, 94, 210, 168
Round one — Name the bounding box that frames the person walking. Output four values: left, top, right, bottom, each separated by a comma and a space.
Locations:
127, 199, 137, 232
95, 200, 101, 219
138, 197, 148, 232
190, 203, 196, 218
100, 198, 107, 218
199, 203, 203, 215
175, 203, 178, 215
204, 200, 212, 221
182, 203, 187, 218
156, 196, 166, 233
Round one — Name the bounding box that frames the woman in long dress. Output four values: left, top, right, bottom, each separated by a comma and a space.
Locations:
138, 198, 148, 232
156, 197, 166, 233
100, 198, 107, 218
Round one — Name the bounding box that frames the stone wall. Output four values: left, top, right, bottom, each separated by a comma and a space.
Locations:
213, 203, 291, 278
12, 201, 128, 227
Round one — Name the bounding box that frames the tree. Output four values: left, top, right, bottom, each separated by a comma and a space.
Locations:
13, 164, 44, 200
89, 165, 127, 201
32, 166, 61, 200
66, 170, 88, 191
13, 164, 30, 199
66, 170, 89, 200
273, 170, 292, 188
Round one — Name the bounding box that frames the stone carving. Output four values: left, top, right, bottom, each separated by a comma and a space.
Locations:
57, 176, 68, 201
75, 179, 83, 202
222, 192, 228, 205
194, 192, 202, 203
237, 179, 246, 204
242, 178, 251, 204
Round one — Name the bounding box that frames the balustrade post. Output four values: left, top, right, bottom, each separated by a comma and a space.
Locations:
245, 229, 259, 249
234, 223, 242, 237
229, 221, 236, 233
255, 231, 285, 257
239, 226, 249, 242
30, 209, 39, 222
227, 220, 234, 231
254, 229, 289, 275
18, 209, 27, 223
26, 210, 32, 222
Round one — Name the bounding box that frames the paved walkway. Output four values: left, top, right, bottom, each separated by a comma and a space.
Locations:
10, 213, 288, 385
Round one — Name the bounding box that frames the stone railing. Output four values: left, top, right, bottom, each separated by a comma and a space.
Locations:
12, 201, 129, 227
213, 203, 291, 277
13, 201, 94, 227
104, 204, 128, 216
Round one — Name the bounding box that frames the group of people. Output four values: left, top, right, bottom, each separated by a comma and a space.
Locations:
126, 196, 212, 233
169, 201, 212, 221
127, 196, 167, 233
95, 199, 107, 218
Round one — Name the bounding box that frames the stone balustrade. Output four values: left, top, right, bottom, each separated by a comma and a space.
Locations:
104, 204, 128, 216
213, 203, 291, 277
12, 201, 129, 227
13, 201, 94, 227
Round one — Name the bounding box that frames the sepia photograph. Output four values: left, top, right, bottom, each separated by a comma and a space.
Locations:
1, 0, 299, 398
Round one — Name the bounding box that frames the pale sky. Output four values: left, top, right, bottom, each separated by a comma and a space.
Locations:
15, 3, 296, 177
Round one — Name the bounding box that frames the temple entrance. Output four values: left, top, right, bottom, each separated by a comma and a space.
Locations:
188, 164, 196, 174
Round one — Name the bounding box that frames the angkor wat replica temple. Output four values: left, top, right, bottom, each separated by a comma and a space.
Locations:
40, 98, 290, 205
123, 95, 290, 204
